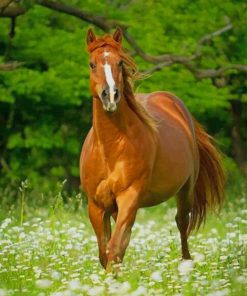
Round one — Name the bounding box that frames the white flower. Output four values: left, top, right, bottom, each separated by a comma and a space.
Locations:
150, 271, 163, 282
207, 289, 229, 296
178, 260, 194, 275
68, 279, 82, 291
194, 252, 205, 263
51, 290, 72, 296
1, 218, 11, 229
130, 286, 147, 296
119, 282, 131, 294
33, 267, 42, 279
0, 289, 8, 296
88, 286, 105, 296
226, 232, 236, 238
236, 276, 247, 284
19, 232, 26, 239
36, 279, 53, 289
65, 243, 73, 250
90, 274, 100, 283
50, 270, 62, 280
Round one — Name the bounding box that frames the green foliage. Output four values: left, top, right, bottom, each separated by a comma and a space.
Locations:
0, 0, 246, 192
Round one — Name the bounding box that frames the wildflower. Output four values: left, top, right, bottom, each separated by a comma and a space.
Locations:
119, 282, 131, 294
193, 252, 205, 263
36, 279, 53, 289
207, 288, 229, 296
236, 275, 247, 284
88, 286, 105, 296
1, 218, 11, 229
89, 274, 100, 283
211, 228, 218, 234
130, 286, 147, 296
68, 279, 82, 291
178, 260, 194, 275
150, 271, 163, 282
0, 289, 8, 296
50, 270, 62, 280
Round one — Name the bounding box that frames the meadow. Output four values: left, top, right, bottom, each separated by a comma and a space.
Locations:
0, 182, 246, 296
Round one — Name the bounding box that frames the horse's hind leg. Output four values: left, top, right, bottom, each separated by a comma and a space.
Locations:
175, 184, 193, 260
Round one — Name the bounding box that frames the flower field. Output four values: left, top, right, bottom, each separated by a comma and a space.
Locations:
0, 194, 246, 296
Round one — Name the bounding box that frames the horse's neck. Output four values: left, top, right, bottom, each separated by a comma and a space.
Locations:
92, 97, 137, 155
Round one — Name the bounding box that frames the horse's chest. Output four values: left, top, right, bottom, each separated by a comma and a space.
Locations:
92, 150, 144, 210
92, 159, 129, 209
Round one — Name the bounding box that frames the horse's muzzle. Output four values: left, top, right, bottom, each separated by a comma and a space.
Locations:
103, 102, 117, 112
100, 87, 120, 112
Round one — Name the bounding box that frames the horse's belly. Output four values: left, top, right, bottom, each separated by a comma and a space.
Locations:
140, 175, 187, 207
139, 191, 173, 207
141, 126, 194, 207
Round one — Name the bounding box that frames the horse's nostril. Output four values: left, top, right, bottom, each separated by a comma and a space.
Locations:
101, 89, 109, 100
114, 89, 119, 101
101, 89, 108, 99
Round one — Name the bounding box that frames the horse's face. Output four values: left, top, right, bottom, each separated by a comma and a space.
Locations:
87, 28, 123, 112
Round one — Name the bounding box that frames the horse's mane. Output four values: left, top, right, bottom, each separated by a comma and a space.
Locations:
87, 34, 157, 132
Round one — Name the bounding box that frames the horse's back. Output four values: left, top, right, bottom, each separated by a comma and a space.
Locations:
136, 91, 194, 132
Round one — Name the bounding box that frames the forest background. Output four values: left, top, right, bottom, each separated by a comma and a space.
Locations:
0, 0, 247, 203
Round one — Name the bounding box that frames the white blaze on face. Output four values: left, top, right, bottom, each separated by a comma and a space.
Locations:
103, 51, 115, 103
104, 51, 110, 57
103, 62, 115, 103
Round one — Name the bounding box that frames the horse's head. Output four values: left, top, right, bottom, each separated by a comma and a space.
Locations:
86, 28, 124, 112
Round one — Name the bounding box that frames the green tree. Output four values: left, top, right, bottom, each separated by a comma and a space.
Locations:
0, 0, 246, 192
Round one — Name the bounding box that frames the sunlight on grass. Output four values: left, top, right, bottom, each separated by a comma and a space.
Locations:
0, 195, 246, 295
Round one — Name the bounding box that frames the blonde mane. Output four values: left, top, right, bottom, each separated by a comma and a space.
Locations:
87, 34, 157, 132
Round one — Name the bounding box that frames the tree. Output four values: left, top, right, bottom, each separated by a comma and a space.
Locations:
0, 0, 246, 190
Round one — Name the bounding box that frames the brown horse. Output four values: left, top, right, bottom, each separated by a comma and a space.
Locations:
80, 28, 225, 271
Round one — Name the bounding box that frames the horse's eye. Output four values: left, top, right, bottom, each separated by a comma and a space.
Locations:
118, 60, 123, 67
89, 62, 96, 69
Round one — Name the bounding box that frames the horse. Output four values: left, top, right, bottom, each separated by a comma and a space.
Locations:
80, 28, 225, 271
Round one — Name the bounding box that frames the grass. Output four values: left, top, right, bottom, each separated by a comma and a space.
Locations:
0, 188, 246, 296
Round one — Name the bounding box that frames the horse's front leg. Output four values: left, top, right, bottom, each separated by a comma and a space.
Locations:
88, 200, 111, 268
106, 187, 139, 271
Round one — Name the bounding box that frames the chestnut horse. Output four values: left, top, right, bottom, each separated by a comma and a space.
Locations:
80, 28, 225, 271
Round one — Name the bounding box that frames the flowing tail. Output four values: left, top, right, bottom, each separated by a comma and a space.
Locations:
188, 120, 226, 234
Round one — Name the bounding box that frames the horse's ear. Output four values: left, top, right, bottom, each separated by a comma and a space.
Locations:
86, 28, 96, 45
113, 27, 122, 44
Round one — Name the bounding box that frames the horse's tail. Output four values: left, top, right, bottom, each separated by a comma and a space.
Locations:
188, 120, 225, 234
